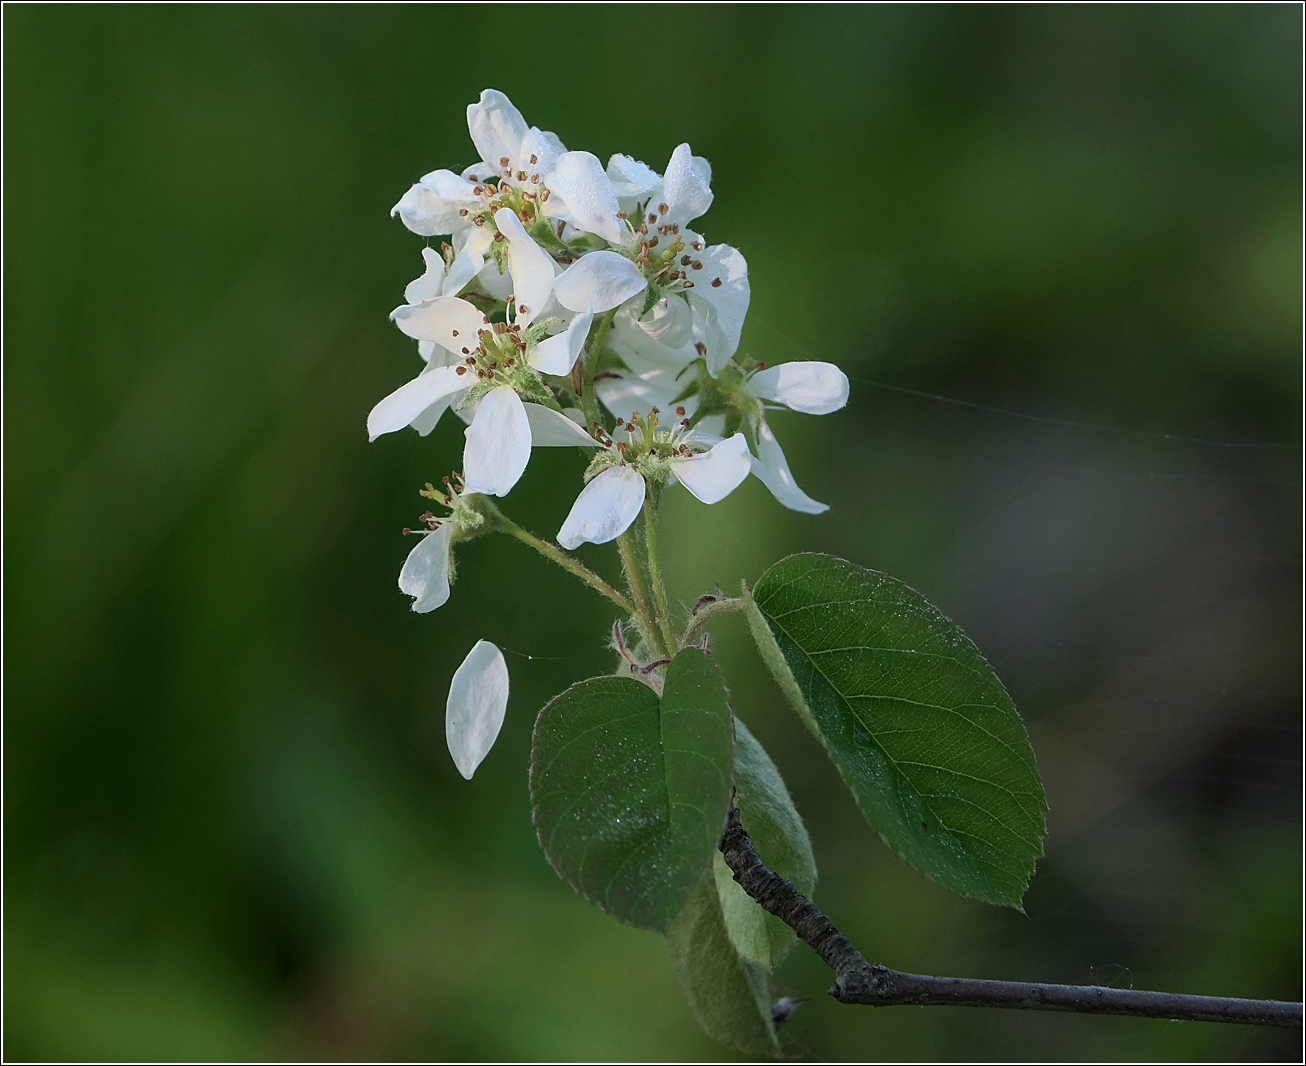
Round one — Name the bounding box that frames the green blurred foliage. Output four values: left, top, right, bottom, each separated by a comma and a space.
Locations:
4, 5, 1300, 1061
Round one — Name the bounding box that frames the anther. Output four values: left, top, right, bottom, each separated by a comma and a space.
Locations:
517, 170, 527, 181
657, 202, 669, 215
711, 278, 722, 287
680, 255, 691, 266
691, 240, 703, 250
648, 236, 659, 248
540, 188, 551, 202
465, 356, 476, 364
461, 347, 470, 355
493, 232, 505, 242
676, 405, 686, 416
499, 156, 509, 168
473, 185, 484, 196
647, 212, 657, 224
452, 330, 459, 337
530, 173, 540, 183
692, 260, 703, 270
683, 280, 694, 288
458, 208, 469, 217
695, 342, 707, 356
518, 304, 529, 315
616, 209, 627, 219
530, 153, 538, 165
755, 361, 767, 369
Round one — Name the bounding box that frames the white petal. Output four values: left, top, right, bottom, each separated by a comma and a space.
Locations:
467, 89, 527, 171
463, 387, 531, 496
557, 465, 646, 549
523, 402, 599, 446
398, 523, 453, 613
529, 308, 592, 375
391, 169, 478, 236
547, 151, 625, 244
749, 361, 849, 415
409, 392, 461, 436
662, 143, 713, 228
446, 640, 510, 780
669, 432, 751, 505
553, 251, 647, 313
518, 126, 565, 175
750, 419, 828, 514
595, 370, 684, 423
637, 293, 693, 348
610, 309, 699, 371
687, 243, 749, 373
368, 365, 467, 441
607, 153, 661, 201
391, 295, 487, 352
405, 247, 447, 305
493, 208, 556, 327
445, 226, 494, 295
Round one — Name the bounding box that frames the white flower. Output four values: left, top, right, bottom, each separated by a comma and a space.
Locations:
370, 291, 599, 495
546, 143, 750, 374
391, 89, 568, 300
446, 640, 509, 780
557, 432, 751, 549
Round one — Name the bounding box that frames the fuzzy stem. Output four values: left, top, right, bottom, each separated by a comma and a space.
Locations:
616, 528, 664, 658
486, 505, 633, 614
643, 493, 678, 653
679, 597, 744, 649
579, 307, 618, 431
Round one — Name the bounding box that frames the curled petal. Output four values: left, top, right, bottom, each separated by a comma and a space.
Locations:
519, 126, 565, 175
522, 403, 598, 447
553, 251, 647, 313
467, 89, 527, 172
463, 386, 531, 496
749, 361, 849, 415
548, 151, 625, 245
445, 225, 494, 296
749, 418, 828, 514
493, 208, 556, 327
595, 353, 689, 422
686, 243, 749, 374
398, 523, 454, 613
405, 247, 447, 305
607, 153, 661, 203
391, 169, 479, 236
557, 465, 646, 549
669, 432, 751, 505
391, 295, 486, 350
529, 308, 592, 376
662, 143, 713, 228
446, 640, 510, 780
367, 365, 467, 442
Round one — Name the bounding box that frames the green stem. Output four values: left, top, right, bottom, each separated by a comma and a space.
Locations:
678, 597, 744, 649
579, 307, 619, 431
617, 528, 664, 658
643, 493, 678, 653
487, 505, 634, 615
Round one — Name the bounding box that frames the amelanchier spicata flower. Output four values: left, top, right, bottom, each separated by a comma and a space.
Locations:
596, 309, 849, 513
391, 90, 568, 299
557, 409, 751, 549
369, 288, 598, 495
445, 639, 509, 779
396, 475, 488, 613
546, 143, 750, 376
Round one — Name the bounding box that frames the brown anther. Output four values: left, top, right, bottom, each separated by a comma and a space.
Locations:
451, 330, 459, 337
504, 357, 514, 367
556, 220, 565, 238
657, 202, 669, 215
442, 242, 453, 256
473, 216, 485, 226
670, 223, 680, 234
494, 321, 507, 334
530, 173, 540, 184
483, 316, 491, 324
711, 277, 722, 287
518, 304, 529, 315
681, 418, 691, 427
650, 406, 660, 415
461, 347, 470, 355
695, 342, 707, 356
676, 405, 686, 416
616, 209, 627, 219
493, 232, 505, 242
458, 208, 469, 216
473, 185, 484, 196
517, 170, 527, 181
648, 236, 659, 248
530, 153, 539, 165
499, 156, 510, 167
616, 441, 627, 454
519, 207, 531, 222
683, 280, 695, 288
402, 527, 411, 536
658, 224, 670, 235
692, 260, 703, 270
465, 356, 477, 364
540, 188, 551, 202
647, 212, 657, 224
755, 361, 767, 369
691, 240, 703, 250
637, 223, 648, 235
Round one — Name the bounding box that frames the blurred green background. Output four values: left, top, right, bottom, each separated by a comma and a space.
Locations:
4, 5, 1301, 1062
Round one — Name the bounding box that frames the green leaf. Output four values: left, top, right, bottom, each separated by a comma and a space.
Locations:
713, 717, 817, 971
746, 553, 1047, 908
666, 871, 780, 1057
530, 647, 734, 932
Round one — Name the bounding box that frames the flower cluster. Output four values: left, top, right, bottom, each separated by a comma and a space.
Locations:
369, 90, 849, 777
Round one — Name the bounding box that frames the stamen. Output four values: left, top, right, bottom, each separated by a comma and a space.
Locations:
675, 405, 686, 416
499, 156, 510, 168
711, 278, 722, 287
695, 342, 706, 356
530, 153, 539, 165
657, 202, 669, 215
